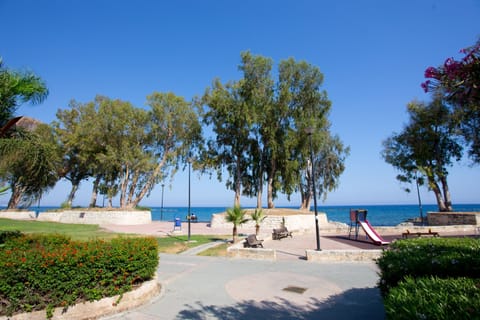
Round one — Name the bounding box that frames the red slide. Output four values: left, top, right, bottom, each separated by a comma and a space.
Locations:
358, 220, 390, 245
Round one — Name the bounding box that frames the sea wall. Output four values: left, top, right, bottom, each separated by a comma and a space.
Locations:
427, 212, 480, 226
36, 210, 152, 225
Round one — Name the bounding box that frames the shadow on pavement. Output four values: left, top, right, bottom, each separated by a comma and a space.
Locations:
175, 287, 385, 320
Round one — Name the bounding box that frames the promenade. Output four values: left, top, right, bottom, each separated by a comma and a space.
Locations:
99, 222, 387, 319
99, 221, 477, 319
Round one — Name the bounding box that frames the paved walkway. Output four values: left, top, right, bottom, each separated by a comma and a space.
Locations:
102, 254, 385, 320
100, 222, 386, 319
99, 221, 476, 319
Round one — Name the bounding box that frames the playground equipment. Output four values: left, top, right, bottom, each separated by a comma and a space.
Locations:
348, 209, 389, 246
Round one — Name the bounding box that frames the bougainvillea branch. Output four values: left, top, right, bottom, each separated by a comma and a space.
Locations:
422, 40, 480, 107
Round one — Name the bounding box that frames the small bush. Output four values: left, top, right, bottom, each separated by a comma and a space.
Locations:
0, 230, 23, 244
384, 276, 480, 320
377, 237, 480, 294
0, 234, 158, 318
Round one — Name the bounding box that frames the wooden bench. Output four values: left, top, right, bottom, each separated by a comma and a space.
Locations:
402, 229, 439, 239
272, 226, 293, 240
243, 234, 264, 248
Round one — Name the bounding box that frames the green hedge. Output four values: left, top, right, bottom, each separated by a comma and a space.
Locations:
0, 233, 159, 318
384, 276, 480, 320
377, 237, 480, 295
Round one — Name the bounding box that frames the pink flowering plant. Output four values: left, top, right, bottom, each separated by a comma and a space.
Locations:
422, 41, 480, 107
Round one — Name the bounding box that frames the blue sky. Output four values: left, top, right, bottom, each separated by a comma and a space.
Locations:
1, 0, 479, 208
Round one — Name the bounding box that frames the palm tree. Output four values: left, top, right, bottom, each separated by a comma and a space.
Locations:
250, 208, 267, 236
225, 206, 249, 243
0, 58, 49, 126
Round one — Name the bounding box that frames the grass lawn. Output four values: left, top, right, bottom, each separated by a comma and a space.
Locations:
0, 218, 230, 255
156, 235, 229, 254
0, 218, 132, 241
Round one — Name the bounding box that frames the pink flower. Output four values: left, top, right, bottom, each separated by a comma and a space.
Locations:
424, 66, 437, 78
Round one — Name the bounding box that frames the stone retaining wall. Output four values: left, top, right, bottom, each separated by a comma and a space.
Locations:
211, 212, 328, 232
36, 210, 152, 225
428, 212, 480, 226
227, 246, 277, 260
0, 211, 36, 220
306, 249, 383, 263
0, 276, 160, 320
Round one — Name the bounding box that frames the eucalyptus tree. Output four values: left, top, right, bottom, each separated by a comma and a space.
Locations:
54, 100, 100, 207
299, 132, 349, 210
237, 51, 275, 208
0, 58, 48, 126
202, 79, 254, 207
382, 98, 463, 212
202, 53, 347, 209
276, 58, 343, 210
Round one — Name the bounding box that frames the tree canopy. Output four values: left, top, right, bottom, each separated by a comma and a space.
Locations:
382, 98, 463, 212
422, 39, 480, 163
0, 58, 48, 127
202, 52, 348, 209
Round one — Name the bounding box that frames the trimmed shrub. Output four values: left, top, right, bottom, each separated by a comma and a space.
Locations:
384, 276, 480, 320
377, 237, 480, 294
0, 234, 158, 318
0, 230, 23, 244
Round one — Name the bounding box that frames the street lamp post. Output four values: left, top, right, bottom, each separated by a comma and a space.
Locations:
187, 159, 191, 241
414, 170, 424, 225
306, 128, 321, 251
160, 184, 165, 221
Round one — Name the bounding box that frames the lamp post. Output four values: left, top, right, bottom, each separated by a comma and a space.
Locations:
160, 184, 165, 221
306, 127, 321, 251
414, 170, 424, 225
187, 158, 191, 241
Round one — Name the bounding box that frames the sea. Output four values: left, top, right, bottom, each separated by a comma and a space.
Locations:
25, 203, 480, 227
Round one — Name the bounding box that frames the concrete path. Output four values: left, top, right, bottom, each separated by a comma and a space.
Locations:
101, 254, 385, 320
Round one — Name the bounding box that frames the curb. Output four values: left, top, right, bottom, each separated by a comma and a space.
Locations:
0, 276, 160, 320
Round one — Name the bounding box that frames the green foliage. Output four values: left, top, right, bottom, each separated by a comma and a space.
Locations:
225, 206, 249, 242
0, 230, 22, 244
0, 58, 48, 126
382, 97, 462, 212
0, 124, 60, 208
384, 276, 480, 320
250, 209, 266, 235
202, 52, 346, 209
54, 93, 202, 208
377, 237, 480, 295
0, 234, 158, 318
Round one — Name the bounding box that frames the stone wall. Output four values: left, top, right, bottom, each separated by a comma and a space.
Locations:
0, 211, 36, 220
427, 212, 480, 226
36, 210, 152, 225
306, 249, 382, 263
210, 212, 328, 232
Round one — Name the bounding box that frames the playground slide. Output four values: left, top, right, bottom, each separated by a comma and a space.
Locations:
358, 220, 390, 245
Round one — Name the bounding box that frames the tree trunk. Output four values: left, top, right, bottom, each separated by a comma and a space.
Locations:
255, 224, 260, 236
428, 176, 447, 212
7, 183, 22, 209
267, 160, 276, 208
234, 157, 241, 207
66, 183, 79, 207
439, 175, 453, 211
256, 175, 263, 209
89, 176, 101, 208
232, 225, 237, 243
